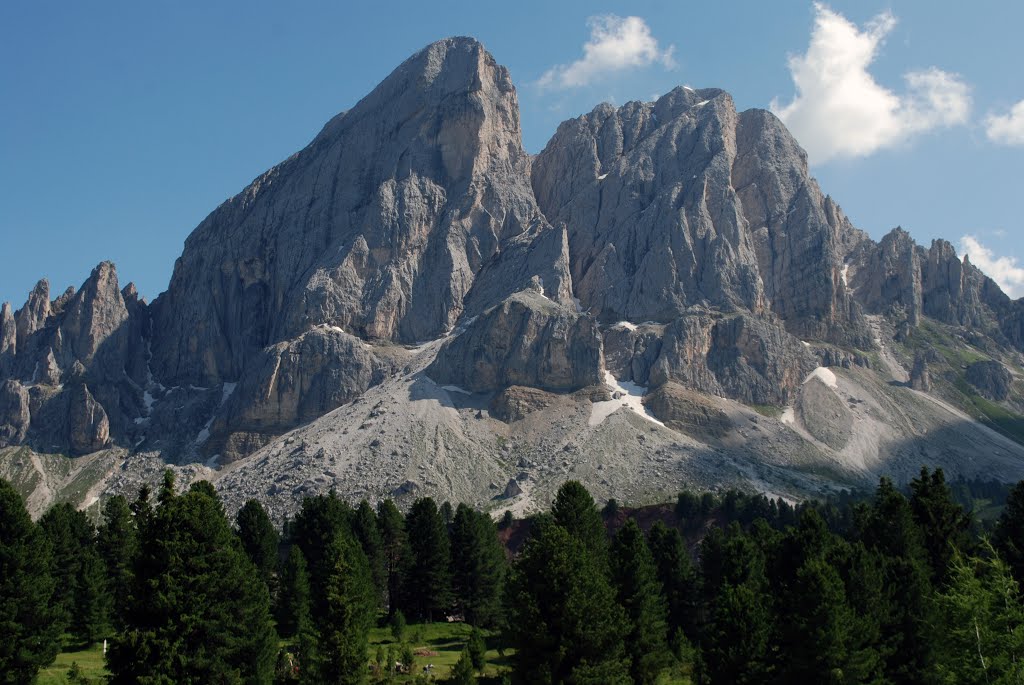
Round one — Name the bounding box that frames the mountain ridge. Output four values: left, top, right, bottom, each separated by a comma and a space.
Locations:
3, 37, 1024, 519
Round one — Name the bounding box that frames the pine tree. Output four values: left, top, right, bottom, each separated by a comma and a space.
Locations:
291, 492, 352, 621
505, 519, 631, 684
97, 495, 138, 631
404, 497, 452, 622
550, 481, 607, 562
994, 480, 1024, 586
448, 649, 476, 684
858, 477, 935, 685
312, 531, 376, 685
647, 521, 699, 642
704, 579, 772, 685
276, 546, 312, 639
609, 519, 671, 685
932, 543, 1024, 684
39, 501, 109, 645
72, 544, 112, 646
910, 466, 970, 584
377, 499, 411, 615
236, 499, 280, 586
351, 499, 386, 604
0, 478, 61, 684
106, 480, 277, 684
467, 626, 487, 672
450, 504, 506, 628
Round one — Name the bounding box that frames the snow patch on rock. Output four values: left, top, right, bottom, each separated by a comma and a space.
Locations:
804, 367, 838, 388
589, 370, 664, 427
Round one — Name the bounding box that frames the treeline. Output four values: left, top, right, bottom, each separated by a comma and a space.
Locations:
3, 467, 1024, 683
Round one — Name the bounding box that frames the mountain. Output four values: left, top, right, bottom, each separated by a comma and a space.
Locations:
3, 37, 1024, 519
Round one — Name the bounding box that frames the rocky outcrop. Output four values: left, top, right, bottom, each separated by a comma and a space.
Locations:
68, 383, 110, 454
652, 313, 816, 405
427, 289, 602, 393
851, 227, 923, 326
151, 36, 570, 387
643, 382, 732, 440
966, 360, 1013, 401
533, 87, 871, 348
207, 326, 392, 462
489, 385, 556, 422
910, 353, 932, 392
797, 377, 852, 450
0, 263, 150, 453
0, 380, 30, 444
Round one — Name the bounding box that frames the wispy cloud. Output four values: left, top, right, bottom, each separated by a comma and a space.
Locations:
537, 15, 676, 91
960, 235, 1024, 298
985, 100, 1024, 146
771, 3, 971, 164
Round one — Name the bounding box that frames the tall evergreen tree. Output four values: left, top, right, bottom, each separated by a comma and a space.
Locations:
909, 467, 970, 584
107, 480, 277, 684
450, 504, 506, 628
404, 497, 452, 621
505, 520, 631, 684
377, 499, 411, 615
703, 579, 772, 685
933, 543, 1024, 684
647, 521, 699, 643
993, 480, 1024, 586
39, 501, 108, 644
97, 495, 138, 630
236, 499, 280, 586
311, 532, 376, 685
290, 492, 352, 620
858, 477, 935, 685
351, 499, 386, 604
550, 481, 606, 562
609, 519, 671, 685
276, 546, 312, 639
0, 478, 61, 684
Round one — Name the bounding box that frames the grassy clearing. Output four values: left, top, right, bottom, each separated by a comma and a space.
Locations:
37, 644, 107, 685
368, 621, 513, 682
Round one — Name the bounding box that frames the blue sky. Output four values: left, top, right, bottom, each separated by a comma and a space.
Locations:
2, 1, 1023, 308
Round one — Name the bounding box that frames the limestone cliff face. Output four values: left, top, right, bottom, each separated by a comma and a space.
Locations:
532, 87, 871, 348
206, 326, 394, 463
151, 36, 571, 388
427, 289, 602, 393
5, 36, 1024, 470
0, 262, 147, 452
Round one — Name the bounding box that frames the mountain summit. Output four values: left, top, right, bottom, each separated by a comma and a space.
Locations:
3, 38, 1024, 518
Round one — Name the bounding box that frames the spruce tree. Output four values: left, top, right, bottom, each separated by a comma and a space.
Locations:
550, 481, 607, 562
609, 519, 671, 685
450, 504, 506, 628
97, 495, 138, 630
467, 626, 487, 672
107, 480, 277, 684
276, 546, 312, 639
0, 478, 61, 684
351, 499, 386, 603
647, 521, 699, 642
404, 497, 452, 621
312, 531, 376, 685
505, 520, 630, 684
704, 579, 772, 685
377, 499, 411, 615
858, 477, 935, 685
290, 492, 352, 620
236, 499, 279, 586
39, 501, 108, 645
933, 543, 1024, 684
448, 649, 476, 684
994, 480, 1024, 585
909, 466, 970, 584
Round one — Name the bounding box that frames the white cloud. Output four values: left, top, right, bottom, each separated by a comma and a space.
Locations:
960, 235, 1024, 298
770, 3, 971, 164
985, 100, 1024, 146
538, 15, 676, 90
